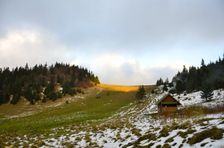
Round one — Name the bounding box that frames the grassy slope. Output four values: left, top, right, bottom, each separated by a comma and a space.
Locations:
97, 84, 139, 92
0, 84, 139, 134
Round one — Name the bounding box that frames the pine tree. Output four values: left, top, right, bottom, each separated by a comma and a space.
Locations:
135, 86, 146, 101
176, 80, 185, 94
163, 85, 168, 92
201, 84, 213, 102
165, 78, 169, 84
156, 78, 164, 86
201, 59, 205, 67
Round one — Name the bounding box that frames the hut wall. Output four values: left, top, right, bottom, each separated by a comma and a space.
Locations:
158, 106, 177, 113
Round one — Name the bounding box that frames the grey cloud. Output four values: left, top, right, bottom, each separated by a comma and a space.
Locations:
0, 0, 224, 84
1, 0, 224, 51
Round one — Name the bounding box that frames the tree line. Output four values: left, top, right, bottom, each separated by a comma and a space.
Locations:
156, 55, 224, 100
0, 63, 100, 104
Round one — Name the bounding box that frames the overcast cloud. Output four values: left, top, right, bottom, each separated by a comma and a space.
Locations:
0, 0, 224, 84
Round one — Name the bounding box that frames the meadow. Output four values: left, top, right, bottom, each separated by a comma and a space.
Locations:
0, 85, 140, 135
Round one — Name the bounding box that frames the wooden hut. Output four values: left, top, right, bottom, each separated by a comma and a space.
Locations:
157, 94, 181, 113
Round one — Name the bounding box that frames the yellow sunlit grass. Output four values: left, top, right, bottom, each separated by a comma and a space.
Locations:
97, 84, 139, 92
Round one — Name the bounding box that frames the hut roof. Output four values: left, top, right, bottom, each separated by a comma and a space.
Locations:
156, 94, 181, 105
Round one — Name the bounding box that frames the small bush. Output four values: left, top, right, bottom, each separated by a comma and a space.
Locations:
171, 121, 192, 130
76, 88, 82, 94
178, 121, 192, 129
159, 126, 170, 137
131, 128, 141, 137
106, 92, 110, 96
165, 136, 175, 143
36, 140, 45, 147
179, 144, 183, 148
188, 127, 224, 145
133, 132, 156, 146
178, 129, 196, 138
96, 95, 101, 99
151, 89, 155, 94
85, 134, 91, 143
62, 142, 74, 148
168, 89, 176, 94
68, 89, 77, 96
42, 98, 46, 103
162, 144, 171, 148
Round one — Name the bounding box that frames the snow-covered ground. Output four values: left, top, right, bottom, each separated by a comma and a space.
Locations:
175, 89, 224, 107
38, 112, 224, 148
145, 89, 224, 115
6, 89, 224, 148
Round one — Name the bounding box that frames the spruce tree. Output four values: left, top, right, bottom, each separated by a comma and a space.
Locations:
135, 86, 146, 101
176, 80, 185, 94
156, 78, 164, 86
201, 59, 205, 67
201, 84, 213, 102
163, 85, 168, 92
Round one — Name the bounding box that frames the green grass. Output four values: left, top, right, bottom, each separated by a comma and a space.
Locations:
0, 89, 136, 134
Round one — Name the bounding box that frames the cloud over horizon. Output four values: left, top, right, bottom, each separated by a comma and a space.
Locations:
0, 29, 74, 68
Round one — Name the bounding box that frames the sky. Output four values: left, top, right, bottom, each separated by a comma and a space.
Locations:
0, 0, 224, 85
